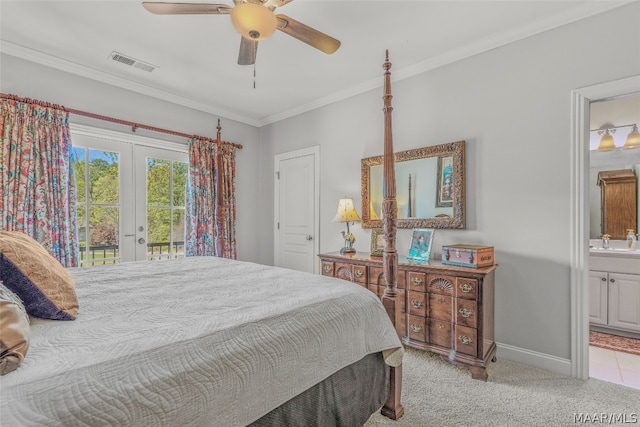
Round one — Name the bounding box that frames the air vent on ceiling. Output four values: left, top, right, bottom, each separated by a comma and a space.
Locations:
109, 51, 157, 72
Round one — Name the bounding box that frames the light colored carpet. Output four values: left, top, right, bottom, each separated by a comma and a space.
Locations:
365, 347, 640, 427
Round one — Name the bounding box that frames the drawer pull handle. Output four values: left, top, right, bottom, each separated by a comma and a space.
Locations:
355, 270, 363, 277
458, 335, 473, 345
323, 265, 332, 273
459, 283, 473, 293
436, 322, 445, 329
411, 300, 422, 308
437, 297, 445, 303
411, 324, 422, 332
459, 308, 472, 318
411, 277, 424, 285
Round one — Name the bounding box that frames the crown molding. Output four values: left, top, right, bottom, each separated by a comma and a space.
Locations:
0, 40, 261, 127
2, 1, 633, 128
257, 0, 635, 126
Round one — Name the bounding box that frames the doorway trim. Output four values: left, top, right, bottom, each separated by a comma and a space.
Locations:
570, 75, 640, 380
274, 146, 320, 274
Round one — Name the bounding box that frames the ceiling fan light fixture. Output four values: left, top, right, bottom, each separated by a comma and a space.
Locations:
231, 2, 277, 41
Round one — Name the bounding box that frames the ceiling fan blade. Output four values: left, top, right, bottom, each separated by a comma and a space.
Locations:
263, 0, 294, 8
276, 14, 340, 54
142, 2, 232, 15
238, 37, 258, 65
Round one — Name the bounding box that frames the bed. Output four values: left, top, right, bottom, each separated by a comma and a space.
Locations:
0, 52, 404, 426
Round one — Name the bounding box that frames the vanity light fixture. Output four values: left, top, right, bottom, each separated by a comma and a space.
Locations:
593, 123, 640, 152
622, 124, 640, 150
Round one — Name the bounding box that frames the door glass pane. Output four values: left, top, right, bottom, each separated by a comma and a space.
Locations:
145, 157, 188, 261
172, 162, 188, 206
89, 206, 119, 265
73, 147, 86, 204
89, 150, 119, 204
172, 209, 185, 258
73, 147, 121, 267
147, 158, 170, 206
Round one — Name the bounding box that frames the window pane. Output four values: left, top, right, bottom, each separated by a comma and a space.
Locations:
77, 205, 87, 264
172, 162, 188, 207
73, 147, 86, 203
147, 207, 170, 260
172, 209, 185, 258
89, 206, 119, 265
89, 150, 119, 204
147, 158, 170, 206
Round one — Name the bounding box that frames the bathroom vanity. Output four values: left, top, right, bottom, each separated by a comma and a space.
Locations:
589, 242, 640, 337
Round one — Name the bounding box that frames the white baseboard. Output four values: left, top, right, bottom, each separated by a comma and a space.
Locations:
496, 342, 572, 377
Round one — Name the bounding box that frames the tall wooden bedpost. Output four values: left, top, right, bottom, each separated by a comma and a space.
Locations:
380, 50, 404, 421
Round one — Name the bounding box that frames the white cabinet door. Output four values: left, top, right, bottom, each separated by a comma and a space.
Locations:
608, 272, 640, 333
589, 270, 608, 326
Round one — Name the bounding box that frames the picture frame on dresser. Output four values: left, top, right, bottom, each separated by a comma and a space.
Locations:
370, 228, 385, 257
407, 228, 435, 262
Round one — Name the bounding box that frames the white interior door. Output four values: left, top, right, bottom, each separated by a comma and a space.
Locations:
274, 147, 319, 274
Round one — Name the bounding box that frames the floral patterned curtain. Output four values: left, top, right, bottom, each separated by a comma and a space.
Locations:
0, 96, 79, 267
185, 138, 216, 256
216, 144, 237, 259
185, 138, 238, 259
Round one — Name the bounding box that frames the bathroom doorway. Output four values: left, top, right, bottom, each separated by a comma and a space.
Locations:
587, 94, 640, 389
571, 75, 640, 386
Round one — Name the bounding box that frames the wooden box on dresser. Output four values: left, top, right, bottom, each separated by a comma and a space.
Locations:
319, 251, 498, 381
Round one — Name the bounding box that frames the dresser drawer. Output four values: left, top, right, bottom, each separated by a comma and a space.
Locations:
456, 277, 478, 300
370, 267, 407, 289
455, 299, 477, 328
427, 274, 456, 295
408, 271, 427, 291
334, 263, 354, 281
321, 261, 334, 277
429, 293, 452, 321
353, 265, 367, 284
455, 325, 478, 357
408, 291, 426, 317
428, 319, 452, 348
408, 315, 427, 343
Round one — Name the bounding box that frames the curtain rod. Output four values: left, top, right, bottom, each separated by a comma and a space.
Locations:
1, 93, 243, 150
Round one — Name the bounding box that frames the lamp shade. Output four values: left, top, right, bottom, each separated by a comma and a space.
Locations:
597, 131, 616, 152
333, 198, 361, 223
622, 124, 640, 150
230, 2, 277, 41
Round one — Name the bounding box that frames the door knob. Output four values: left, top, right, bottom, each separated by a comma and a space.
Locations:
306, 235, 313, 241
138, 238, 146, 244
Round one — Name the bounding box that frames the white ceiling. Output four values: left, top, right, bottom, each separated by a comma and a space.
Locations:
0, 0, 636, 127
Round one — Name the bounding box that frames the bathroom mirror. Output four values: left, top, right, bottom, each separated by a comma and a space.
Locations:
361, 140, 465, 229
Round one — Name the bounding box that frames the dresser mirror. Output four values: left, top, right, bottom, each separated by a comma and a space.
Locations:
361, 140, 465, 229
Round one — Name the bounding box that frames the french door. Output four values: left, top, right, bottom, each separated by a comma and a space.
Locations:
71, 126, 188, 266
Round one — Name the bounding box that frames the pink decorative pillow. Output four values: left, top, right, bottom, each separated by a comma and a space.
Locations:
0, 231, 78, 320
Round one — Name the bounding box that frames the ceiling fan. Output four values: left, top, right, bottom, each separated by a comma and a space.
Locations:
142, 0, 341, 65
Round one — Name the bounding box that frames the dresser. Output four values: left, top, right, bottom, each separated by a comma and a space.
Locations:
319, 251, 498, 381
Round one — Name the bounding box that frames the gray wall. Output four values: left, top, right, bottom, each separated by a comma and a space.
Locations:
256, 2, 640, 364
2, 2, 639, 373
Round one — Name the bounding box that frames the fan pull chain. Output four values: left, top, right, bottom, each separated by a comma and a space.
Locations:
253, 63, 256, 89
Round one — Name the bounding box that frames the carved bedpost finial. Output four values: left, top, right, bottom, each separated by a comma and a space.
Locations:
216, 118, 222, 142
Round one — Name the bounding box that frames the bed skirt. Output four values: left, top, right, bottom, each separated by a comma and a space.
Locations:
250, 352, 388, 427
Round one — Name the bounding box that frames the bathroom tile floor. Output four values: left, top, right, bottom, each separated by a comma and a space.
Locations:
590, 345, 640, 390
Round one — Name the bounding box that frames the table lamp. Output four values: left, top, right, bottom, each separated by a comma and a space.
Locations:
333, 197, 361, 254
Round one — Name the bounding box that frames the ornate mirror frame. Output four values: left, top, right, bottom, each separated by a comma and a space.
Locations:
361, 140, 465, 229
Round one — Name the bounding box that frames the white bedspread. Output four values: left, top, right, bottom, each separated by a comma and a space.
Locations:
0, 257, 403, 426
